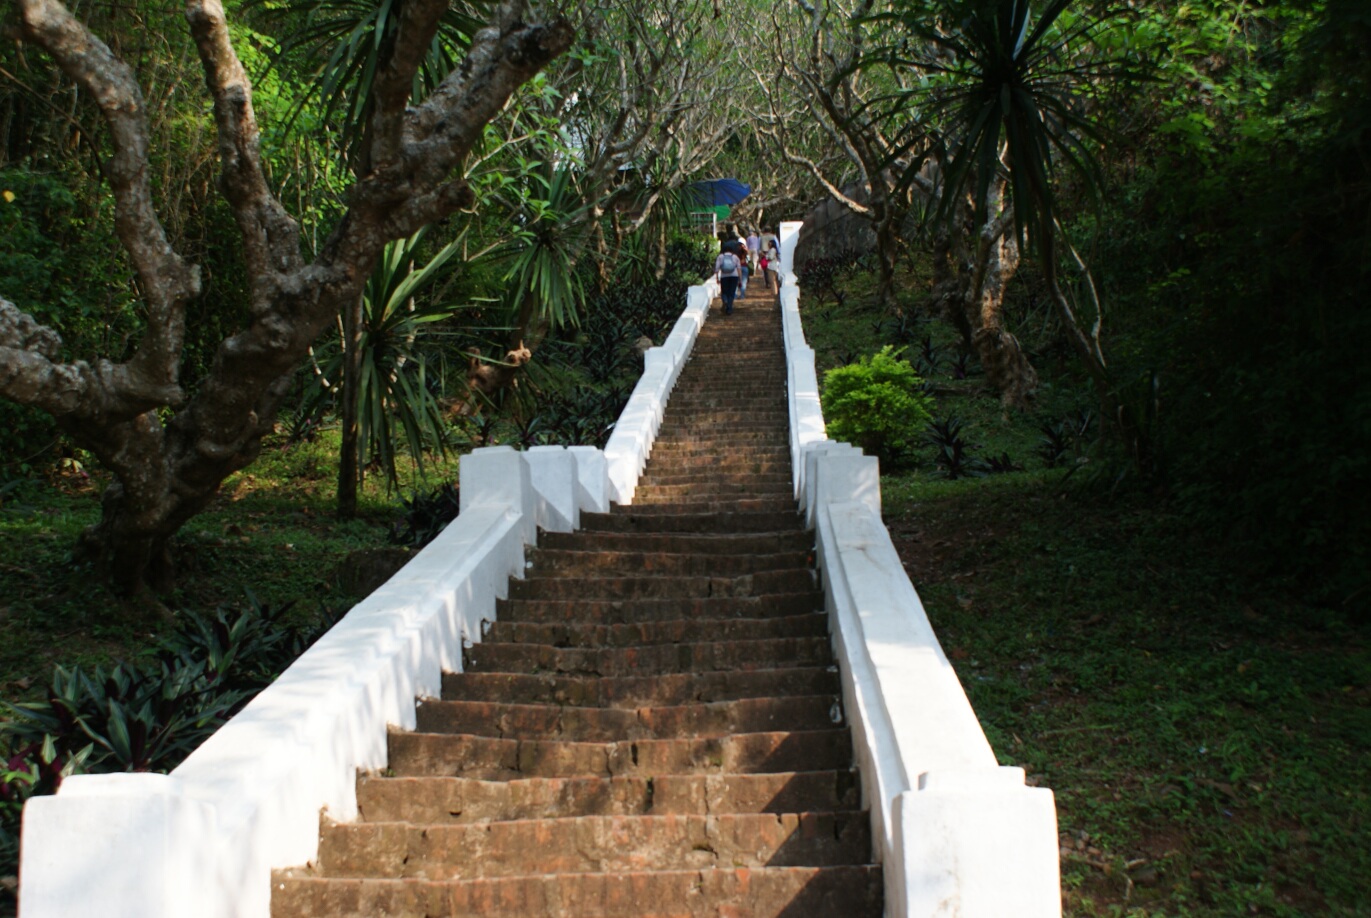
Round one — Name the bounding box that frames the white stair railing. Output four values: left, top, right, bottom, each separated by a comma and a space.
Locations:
777, 219, 1062, 918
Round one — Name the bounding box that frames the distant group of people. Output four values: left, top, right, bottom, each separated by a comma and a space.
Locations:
714, 225, 781, 315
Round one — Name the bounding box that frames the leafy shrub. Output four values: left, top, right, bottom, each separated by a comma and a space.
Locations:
1037, 409, 1094, 469
0, 594, 345, 883
925, 415, 990, 480
822, 346, 933, 464
390, 482, 461, 549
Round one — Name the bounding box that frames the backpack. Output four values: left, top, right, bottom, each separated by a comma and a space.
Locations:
721, 252, 738, 273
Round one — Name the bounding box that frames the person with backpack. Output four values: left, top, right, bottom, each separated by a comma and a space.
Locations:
715, 247, 743, 315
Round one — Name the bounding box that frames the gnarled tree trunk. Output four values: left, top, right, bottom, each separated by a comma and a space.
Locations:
2, 0, 573, 595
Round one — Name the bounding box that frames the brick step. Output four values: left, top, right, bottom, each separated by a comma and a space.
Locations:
627, 496, 798, 514
663, 404, 782, 415
635, 470, 793, 487
387, 728, 854, 779
653, 428, 787, 443
652, 446, 795, 460
536, 530, 810, 555
355, 770, 862, 824
483, 612, 826, 648
661, 405, 786, 417
461, 636, 833, 677
439, 666, 839, 707
582, 509, 802, 533
679, 356, 785, 367
316, 812, 871, 880
654, 423, 789, 437
495, 592, 822, 625
272, 865, 884, 917
648, 442, 789, 455
506, 569, 815, 601
640, 456, 791, 473
413, 695, 840, 742
528, 548, 808, 578
632, 482, 794, 502
671, 374, 783, 385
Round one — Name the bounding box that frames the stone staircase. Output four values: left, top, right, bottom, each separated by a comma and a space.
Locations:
272, 298, 884, 916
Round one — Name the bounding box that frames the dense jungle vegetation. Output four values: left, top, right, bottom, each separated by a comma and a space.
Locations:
1, 0, 1367, 914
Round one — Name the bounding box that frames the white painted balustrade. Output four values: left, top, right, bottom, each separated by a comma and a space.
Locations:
778, 219, 1062, 917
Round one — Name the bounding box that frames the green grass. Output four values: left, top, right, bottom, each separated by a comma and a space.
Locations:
0, 428, 454, 701
803, 257, 1371, 915
888, 477, 1371, 916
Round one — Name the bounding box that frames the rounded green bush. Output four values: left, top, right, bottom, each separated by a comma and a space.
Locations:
821, 346, 933, 464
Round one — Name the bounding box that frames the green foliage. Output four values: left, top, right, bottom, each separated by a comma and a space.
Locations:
251, 0, 485, 167
0, 592, 345, 887
924, 415, 990, 480
305, 228, 467, 489
1091, 0, 1371, 607
822, 346, 933, 464
511, 235, 713, 448
0, 595, 338, 776
872, 0, 1134, 248
389, 482, 460, 549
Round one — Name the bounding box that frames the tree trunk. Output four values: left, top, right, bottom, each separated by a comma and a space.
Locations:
965, 222, 1037, 409
337, 293, 364, 519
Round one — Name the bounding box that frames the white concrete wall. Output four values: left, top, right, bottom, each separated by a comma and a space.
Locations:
781, 230, 1062, 918
17, 273, 712, 916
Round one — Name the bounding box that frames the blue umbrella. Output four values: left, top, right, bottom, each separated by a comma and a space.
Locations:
687, 178, 752, 207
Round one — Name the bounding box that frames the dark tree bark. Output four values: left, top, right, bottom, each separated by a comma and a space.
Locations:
1, 0, 573, 595
337, 294, 364, 520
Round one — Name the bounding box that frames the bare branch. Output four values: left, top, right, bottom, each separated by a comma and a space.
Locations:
185, 0, 302, 290
18, 0, 198, 402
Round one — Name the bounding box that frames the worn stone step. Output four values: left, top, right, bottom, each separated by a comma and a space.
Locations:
653, 430, 788, 445
637, 465, 790, 478
535, 530, 810, 555
627, 496, 799, 514
355, 770, 863, 824
640, 462, 792, 478
506, 569, 815, 601
495, 592, 822, 625
462, 637, 832, 677
483, 612, 825, 648
387, 728, 854, 779
439, 666, 840, 707
634, 472, 793, 490
652, 446, 795, 460
317, 811, 872, 880
662, 407, 789, 420
665, 398, 784, 410
527, 548, 808, 578
272, 865, 884, 918
582, 509, 802, 533
413, 695, 841, 742
631, 482, 794, 502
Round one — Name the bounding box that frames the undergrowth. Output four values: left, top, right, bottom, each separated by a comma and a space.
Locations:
800, 253, 1371, 915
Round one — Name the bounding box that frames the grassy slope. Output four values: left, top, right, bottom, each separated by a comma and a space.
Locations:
805, 263, 1371, 916
0, 430, 452, 700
